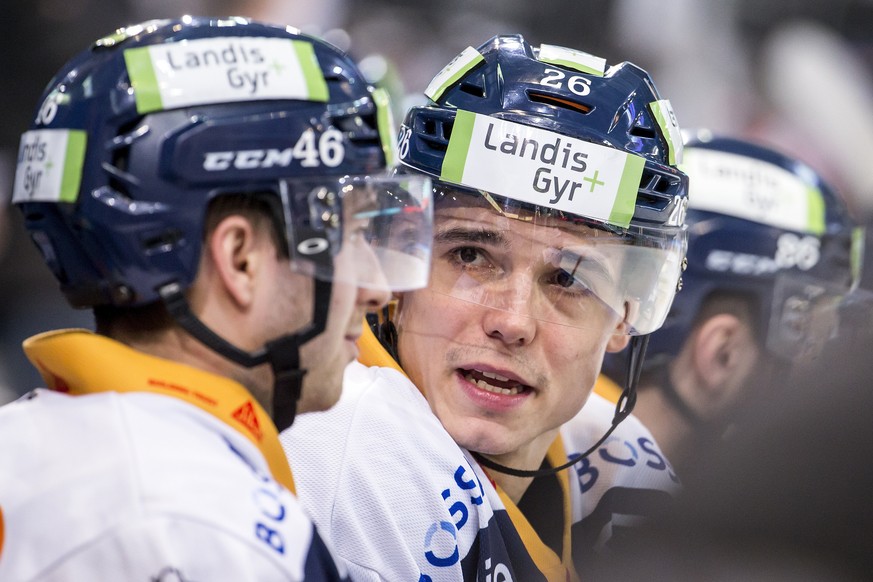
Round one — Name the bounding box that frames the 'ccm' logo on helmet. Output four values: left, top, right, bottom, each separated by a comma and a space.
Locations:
203, 128, 345, 171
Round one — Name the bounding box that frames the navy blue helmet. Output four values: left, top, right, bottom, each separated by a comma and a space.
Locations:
641, 132, 862, 366
12, 16, 432, 309
396, 35, 689, 337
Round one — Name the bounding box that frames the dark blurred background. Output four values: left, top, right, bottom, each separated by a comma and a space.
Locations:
3, 0, 873, 402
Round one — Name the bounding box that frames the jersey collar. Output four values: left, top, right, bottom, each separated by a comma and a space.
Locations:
492, 437, 579, 581
357, 323, 407, 375
23, 329, 296, 493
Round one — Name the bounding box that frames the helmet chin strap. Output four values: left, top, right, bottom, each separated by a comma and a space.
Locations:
471, 335, 650, 479
160, 278, 332, 432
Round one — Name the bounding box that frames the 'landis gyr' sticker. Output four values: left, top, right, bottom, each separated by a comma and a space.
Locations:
124, 36, 329, 114
682, 147, 825, 235
13, 129, 86, 204
649, 100, 683, 166
441, 110, 645, 228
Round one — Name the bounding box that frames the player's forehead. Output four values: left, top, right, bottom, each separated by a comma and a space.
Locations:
434, 202, 604, 245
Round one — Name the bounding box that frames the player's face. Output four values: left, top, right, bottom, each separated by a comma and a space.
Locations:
395, 205, 628, 467
296, 224, 392, 414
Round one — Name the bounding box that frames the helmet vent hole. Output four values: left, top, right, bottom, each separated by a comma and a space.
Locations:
630, 125, 657, 139
652, 176, 672, 194
442, 121, 454, 141
335, 115, 366, 132
459, 81, 486, 98
527, 91, 591, 114
337, 114, 379, 145
142, 230, 183, 254
423, 118, 438, 136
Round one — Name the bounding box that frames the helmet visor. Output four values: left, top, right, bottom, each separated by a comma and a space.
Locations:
429, 184, 686, 335
767, 274, 848, 363
281, 174, 433, 291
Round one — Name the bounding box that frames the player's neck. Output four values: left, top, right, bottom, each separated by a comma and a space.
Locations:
491, 472, 534, 505
481, 427, 558, 504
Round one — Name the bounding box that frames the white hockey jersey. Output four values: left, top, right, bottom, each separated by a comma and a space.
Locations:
282, 327, 679, 581
0, 329, 347, 581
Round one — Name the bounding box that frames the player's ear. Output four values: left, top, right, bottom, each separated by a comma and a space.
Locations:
206, 214, 264, 309
694, 313, 756, 389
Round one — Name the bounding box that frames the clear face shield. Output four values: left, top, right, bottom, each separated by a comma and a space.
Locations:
428, 184, 687, 335
768, 275, 852, 363
768, 225, 866, 364
280, 173, 433, 292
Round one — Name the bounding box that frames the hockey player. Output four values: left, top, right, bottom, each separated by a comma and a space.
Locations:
596, 133, 864, 473
283, 35, 687, 580
0, 17, 433, 581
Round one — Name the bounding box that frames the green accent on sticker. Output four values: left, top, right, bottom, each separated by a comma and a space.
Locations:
851, 226, 865, 286
292, 40, 329, 102
440, 109, 477, 184
373, 88, 396, 166
428, 52, 485, 102
649, 102, 677, 166
59, 131, 87, 203
124, 47, 163, 114
805, 186, 826, 236
538, 57, 603, 77
608, 154, 645, 228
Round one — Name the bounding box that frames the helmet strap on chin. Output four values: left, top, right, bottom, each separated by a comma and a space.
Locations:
471, 335, 651, 479
160, 277, 333, 432
617, 334, 648, 422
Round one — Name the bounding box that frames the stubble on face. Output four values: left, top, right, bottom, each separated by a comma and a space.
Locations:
296, 278, 362, 414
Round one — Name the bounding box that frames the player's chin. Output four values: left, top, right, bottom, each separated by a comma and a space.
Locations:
447, 417, 521, 457
301, 362, 346, 412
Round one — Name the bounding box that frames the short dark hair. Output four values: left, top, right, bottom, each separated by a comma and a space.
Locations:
691, 290, 760, 339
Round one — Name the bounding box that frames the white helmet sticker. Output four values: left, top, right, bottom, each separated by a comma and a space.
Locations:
682, 147, 826, 235
372, 87, 397, 167
650, 100, 683, 166
13, 129, 86, 204
440, 109, 645, 228
424, 46, 484, 102
123, 37, 329, 114
538, 44, 606, 76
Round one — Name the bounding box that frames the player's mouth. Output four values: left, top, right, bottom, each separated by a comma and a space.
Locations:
459, 368, 531, 396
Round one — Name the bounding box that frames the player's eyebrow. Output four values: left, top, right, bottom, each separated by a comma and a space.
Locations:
434, 226, 509, 247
